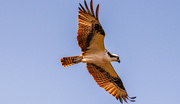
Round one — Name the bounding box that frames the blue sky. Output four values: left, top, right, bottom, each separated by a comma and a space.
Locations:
0, 0, 180, 104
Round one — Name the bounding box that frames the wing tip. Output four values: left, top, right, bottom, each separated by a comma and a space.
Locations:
128, 96, 136, 102
78, 0, 99, 21
96, 4, 99, 21
90, 0, 95, 16
117, 96, 136, 103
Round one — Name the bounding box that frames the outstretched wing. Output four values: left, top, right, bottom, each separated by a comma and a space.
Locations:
86, 63, 136, 103
77, 0, 105, 52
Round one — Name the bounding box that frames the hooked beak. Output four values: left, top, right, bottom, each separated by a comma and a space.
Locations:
117, 58, 120, 63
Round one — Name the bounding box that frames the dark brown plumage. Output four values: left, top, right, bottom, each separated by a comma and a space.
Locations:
86, 63, 136, 103
77, 0, 103, 52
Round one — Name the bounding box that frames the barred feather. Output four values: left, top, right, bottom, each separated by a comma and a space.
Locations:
86, 63, 136, 103
61, 56, 82, 67
77, 0, 102, 52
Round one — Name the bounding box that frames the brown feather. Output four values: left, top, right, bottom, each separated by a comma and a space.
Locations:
112, 89, 118, 96
123, 96, 128, 103
96, 4, 99, 21
90, 0, 95, 16
115, 92, 120, 100
84, 0, 92, 15
79, 3, 86, 12
86, 63, 135, 103
119, 97, 123, 103
61, 56, 82, 67
78, 7, 82, 12
108, 87, 116, 94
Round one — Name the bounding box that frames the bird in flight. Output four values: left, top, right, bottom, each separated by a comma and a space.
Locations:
61, 0, 136, 103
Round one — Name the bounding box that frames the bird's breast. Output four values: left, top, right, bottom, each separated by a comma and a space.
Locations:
82, 51, 110, 63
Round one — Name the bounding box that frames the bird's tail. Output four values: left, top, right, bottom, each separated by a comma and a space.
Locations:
60, 55, 83, 67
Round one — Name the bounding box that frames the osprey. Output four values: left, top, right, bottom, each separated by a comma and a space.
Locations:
61, 0, 136, 103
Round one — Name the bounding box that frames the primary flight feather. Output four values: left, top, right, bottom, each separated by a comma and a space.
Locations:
60, 0, 136, 103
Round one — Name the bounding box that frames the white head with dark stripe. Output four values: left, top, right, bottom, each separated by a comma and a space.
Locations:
107, 51, 120, 63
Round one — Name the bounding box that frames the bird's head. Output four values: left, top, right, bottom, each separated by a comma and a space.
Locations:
107, 52, 120, 63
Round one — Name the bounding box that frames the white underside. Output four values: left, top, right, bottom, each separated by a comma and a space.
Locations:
81, 50, 111, 63
80, 32, 115, 63
81, 50, 119, 78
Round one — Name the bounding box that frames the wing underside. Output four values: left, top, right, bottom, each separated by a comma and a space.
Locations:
86, 63, 136, 103
77, 0, 105, 52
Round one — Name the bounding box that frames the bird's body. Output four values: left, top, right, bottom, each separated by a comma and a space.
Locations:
81, 32, 107, 63
60, 0, 136, 103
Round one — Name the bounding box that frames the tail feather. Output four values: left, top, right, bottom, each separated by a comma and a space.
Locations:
61, 56, 82, 67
